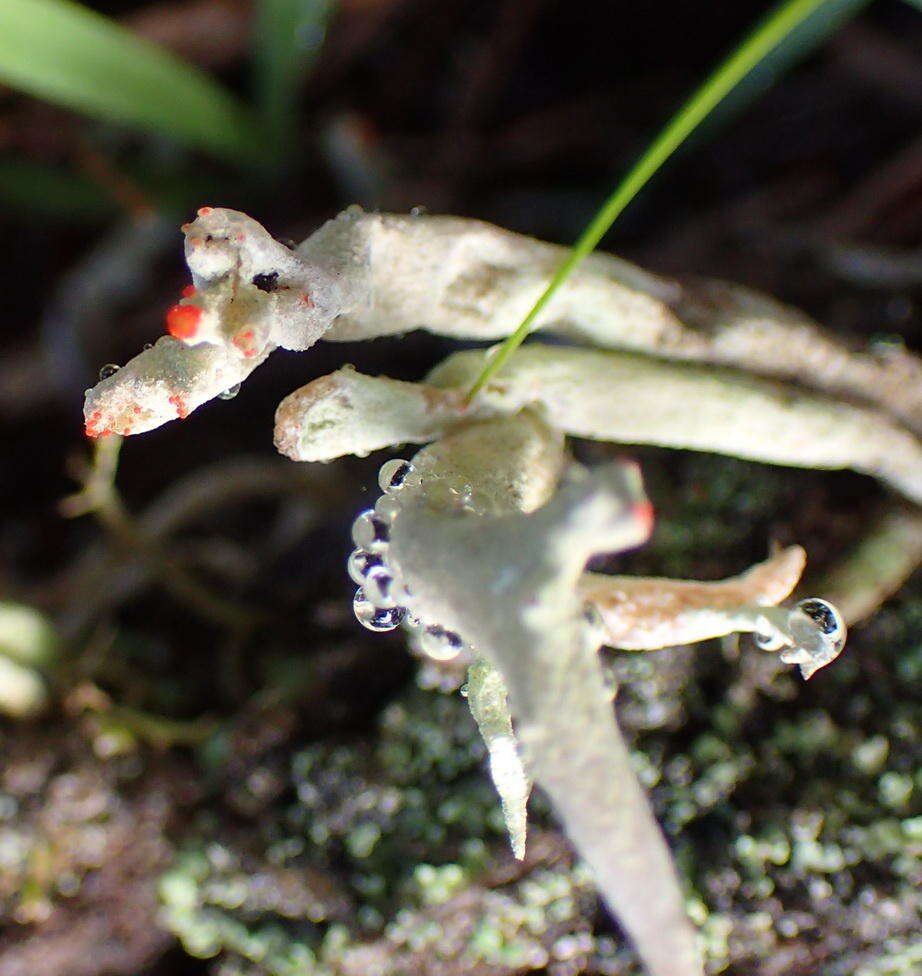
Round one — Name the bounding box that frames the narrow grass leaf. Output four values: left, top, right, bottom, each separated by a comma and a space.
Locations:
467, 0, 870, 399
0, 0, 266, 165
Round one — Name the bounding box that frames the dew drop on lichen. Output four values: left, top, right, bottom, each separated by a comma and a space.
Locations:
218, 382, 241, 400
347, 548, 383, 585
378, 459, 420, 493
374, 495, 402, 523
353, 588, 404, 631
351, 510, 390, 550
363, 566, 396, 608
581, 602, 606, 647
98, 364, 120, 381
420, 625, 465, 661
755, 630, 785, 651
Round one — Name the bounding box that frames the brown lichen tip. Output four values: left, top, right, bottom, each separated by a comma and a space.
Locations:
274, 367, 481, 462
581, 545, 806, 650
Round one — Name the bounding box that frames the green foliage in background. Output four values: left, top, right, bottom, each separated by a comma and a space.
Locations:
0, 0, 265, 165
0, 0, 335, 209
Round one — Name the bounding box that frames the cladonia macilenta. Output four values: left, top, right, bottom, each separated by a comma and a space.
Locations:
83, 206, 922, 976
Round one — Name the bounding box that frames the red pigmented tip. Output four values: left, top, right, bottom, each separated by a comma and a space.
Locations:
197, 206, 213, 217
166, 303, 202, 340
232, 329, 257, 356
181, 284, 197, 298
633, 501, 655, 532
168, 394, 190, 419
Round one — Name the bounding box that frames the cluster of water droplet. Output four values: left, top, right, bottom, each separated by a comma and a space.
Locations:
347, 458, 472, 662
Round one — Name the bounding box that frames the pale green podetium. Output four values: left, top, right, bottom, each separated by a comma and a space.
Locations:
78, 205, 922, 976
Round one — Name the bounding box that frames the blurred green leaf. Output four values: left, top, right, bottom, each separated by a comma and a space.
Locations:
0, 158, 114, 219
468, 0, 872, 398
0, 0, 268, 165
253, 0, 335, 144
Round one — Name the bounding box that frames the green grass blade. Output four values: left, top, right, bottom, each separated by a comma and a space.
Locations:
0, 0, 266, 165
467, 0, 870, 399
253, 0, 335, 145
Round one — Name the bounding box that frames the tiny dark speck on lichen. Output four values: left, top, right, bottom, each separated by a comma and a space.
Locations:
252, 271, 280, 293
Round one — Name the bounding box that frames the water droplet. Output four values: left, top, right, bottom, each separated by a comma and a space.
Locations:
754, 630, 784, 651
790, 598, 846, 654
375, 494, 402, 523
354, 588, 404, 632
420, 625, 464, 661
378, 459, 419, 493
363, 566, 396, 608
98, 364, 120, 381
582, 603, 606, 646
347, 548, 383, 585
219, 382, 241, 400
459, 682, 469, 698
404, 611, 423, 631
351, 510, 389, 550
409, 206, 428, 217
794, 598, 844, 638
142, 343, 154, 351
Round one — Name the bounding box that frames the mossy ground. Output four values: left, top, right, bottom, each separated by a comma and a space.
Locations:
6, 452, 915, 976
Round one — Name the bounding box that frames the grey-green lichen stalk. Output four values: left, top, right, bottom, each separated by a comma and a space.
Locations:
77, 205, 922, 976
343, 411, 704, 976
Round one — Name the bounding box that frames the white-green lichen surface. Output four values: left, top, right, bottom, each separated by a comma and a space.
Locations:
81, 206, 922, 976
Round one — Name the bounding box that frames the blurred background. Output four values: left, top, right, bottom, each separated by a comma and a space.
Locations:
0, 1, 920, 974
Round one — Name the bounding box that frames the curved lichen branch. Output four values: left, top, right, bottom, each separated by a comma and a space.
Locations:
274, 366, 484, 462
83, 205, 922, 439
581, 545, 806, 650
427, 344, 922, 505
582, 546, 846, 680
275, 346, 922, 504
377, 415, 702, 976
84, 337, 271, 438
666, 276, 922, 436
